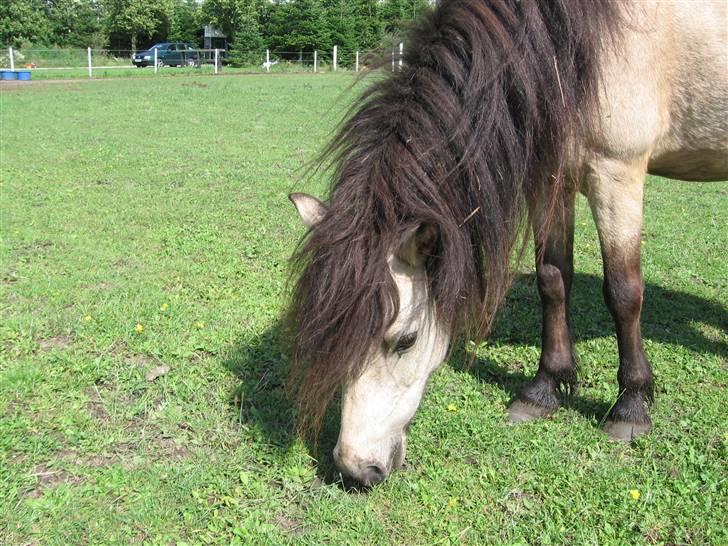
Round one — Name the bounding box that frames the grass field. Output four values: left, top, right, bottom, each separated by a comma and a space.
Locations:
1, 74, 726, 545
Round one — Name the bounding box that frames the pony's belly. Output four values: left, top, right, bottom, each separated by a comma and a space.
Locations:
647, 148, 728, 181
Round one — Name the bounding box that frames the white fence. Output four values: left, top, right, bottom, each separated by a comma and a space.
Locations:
1, 44, 405, 79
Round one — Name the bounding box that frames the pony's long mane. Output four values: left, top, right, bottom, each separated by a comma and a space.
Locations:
288, 0, 624, 438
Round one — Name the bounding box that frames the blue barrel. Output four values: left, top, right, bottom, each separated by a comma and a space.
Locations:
1, 70, 17, 80
16, 70, 31, 81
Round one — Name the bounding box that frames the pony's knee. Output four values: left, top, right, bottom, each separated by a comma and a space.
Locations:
537, 263, 566, 304
603, 273, 643, 321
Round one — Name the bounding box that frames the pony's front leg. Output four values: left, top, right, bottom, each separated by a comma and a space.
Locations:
587, 158, 653, 442
509, 191, 577, 423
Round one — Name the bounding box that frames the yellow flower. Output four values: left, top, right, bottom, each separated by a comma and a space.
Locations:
84, 315, 92, 322
448, 497, 458, 508
196, 321, 205, 329
135, 323, 144, 333
447, 404, 458, 413
160, 303, 169, 311
629, 489, 640, 500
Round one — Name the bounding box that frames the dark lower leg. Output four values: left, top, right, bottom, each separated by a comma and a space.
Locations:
602, 256, 654, 439
510, 195, 576, 422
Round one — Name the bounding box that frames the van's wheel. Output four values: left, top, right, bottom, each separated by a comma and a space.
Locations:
156, 60, 165, 68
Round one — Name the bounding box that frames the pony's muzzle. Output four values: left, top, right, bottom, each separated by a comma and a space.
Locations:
333, 436, 405, 487
334, 456, 390, 487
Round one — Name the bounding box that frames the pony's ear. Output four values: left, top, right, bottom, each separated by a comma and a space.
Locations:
289, 192, 327, 228
396, 223, 438, 268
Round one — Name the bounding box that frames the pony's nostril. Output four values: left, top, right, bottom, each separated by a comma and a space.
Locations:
360, 464, 386, 487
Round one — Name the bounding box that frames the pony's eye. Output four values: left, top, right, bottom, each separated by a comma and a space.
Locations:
393, 332, 418, 355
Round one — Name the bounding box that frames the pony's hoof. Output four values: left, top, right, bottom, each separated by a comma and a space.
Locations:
507, 399, 556, 424
603, 420, 651, 442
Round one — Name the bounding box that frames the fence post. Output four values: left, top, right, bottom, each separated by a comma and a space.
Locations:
355, 50, 359, 73
214, 48, 219, 74
333, 45, 338, 71
266, 49, 270, 72
87, 47, 92, 78
154, 47, 158, 74
391, 49, 394, 72
399, 42, 403, 70
8, 47, 14, 71
313, 50, 317, 73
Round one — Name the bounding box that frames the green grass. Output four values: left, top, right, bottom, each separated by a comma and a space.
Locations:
1, 73, 726, 545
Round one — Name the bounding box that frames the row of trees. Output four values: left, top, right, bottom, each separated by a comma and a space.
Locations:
1, 0, 432, 57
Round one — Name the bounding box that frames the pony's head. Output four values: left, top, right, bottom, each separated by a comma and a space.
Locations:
288, 193, 451, 485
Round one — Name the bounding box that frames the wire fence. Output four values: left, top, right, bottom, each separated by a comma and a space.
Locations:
0, 45, 404, 81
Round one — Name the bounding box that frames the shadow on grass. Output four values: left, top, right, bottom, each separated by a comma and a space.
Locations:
219, 321, 344, 481
450, 347, 615, 424
220, 324, 296, 451
221, 272, 727, 473
452, 272, 727, 421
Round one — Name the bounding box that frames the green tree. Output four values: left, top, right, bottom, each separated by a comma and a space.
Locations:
47, 0, 106, 48
169, 0, 202, 45
106, 0, 174, 51
266, 0, 330, 56
1, 0, 426, 57
324, 0, 355, 61
350, 0, 385, 53
201, 0, 265, 45
228, 14, 264, 67
379, 0, 430, 33
323, 0, 383, 65
0, 0, 52, 47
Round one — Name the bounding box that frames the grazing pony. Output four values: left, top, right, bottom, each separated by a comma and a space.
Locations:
287, 0, 728, 486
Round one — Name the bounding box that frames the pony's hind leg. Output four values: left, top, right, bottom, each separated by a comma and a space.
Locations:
587, 158, 654, 442
509, 191, 577, 423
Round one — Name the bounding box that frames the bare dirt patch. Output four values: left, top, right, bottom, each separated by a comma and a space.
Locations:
93, 341, 171, 384
26, 465, 85, 498
124, 353, 157, 368
145, 365, 170, 382
4, 397, 30, 417
193, 349, 216, 360
59, 449, 119, 468
95, 338, 129, 360
157, 437, 191, 459
1, 269, 19, 284
4, 291, 23, 304
86, 396, 109, 421
38, 334, 73, 352
86, 382, 149, 424
274, 512, 305, 535
7, 452, 28, 466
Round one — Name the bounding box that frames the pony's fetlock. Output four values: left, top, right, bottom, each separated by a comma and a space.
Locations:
603, 390, 652, 442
